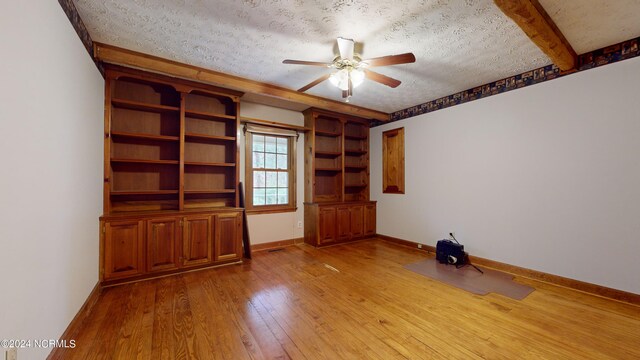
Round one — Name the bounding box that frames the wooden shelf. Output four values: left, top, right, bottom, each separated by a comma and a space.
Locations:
315, 167, 342, 172
185, 109, 236, 121
345, 149, 367, 155
345, 165, 368, 171
112, 98, 179, 113
184, 161, 236, 167
344, 184, 367, 188
111, 190, 179, 195
184, 189, 236, 194
315, 151, 342, 157
185, 133, 236, 142
111, 131, 179, 142
315, 130, 342, 137
111, 158, 179, 165
345, 134, 367, 140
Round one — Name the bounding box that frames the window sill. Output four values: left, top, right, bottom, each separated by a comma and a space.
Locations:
246, 207, 298, 215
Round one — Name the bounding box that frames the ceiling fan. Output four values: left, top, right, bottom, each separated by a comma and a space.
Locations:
283, 37, 416, 101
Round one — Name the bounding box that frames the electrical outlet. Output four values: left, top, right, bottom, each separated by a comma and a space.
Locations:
417, 244, 422, 249
6, 347, 17, 360
297, 221, 303, 228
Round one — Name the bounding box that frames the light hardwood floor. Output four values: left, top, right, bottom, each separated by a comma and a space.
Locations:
52, 239, 640, 359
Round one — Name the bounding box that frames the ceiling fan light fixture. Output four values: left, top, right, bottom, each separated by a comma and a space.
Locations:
329, 69, 350, 91
329, 68, 365, 91
350, 68, 365, 88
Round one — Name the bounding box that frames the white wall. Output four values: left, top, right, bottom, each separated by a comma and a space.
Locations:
371, 57, 640, 294
0, 2, 104, 359
239, 102, 305, 244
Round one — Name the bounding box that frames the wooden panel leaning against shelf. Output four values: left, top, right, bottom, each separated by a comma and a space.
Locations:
302, 108, 376, 247
100, 65, 244, 285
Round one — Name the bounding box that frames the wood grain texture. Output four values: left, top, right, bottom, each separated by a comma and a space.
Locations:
94, 43, 388, 121
382, 127, 405, 194
377, 233, 640, 305
494, 0, 577, 71
51, 239, 640, 359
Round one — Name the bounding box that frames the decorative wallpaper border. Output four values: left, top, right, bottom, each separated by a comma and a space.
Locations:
378, 36, 640, 126
58, 0, 103, 73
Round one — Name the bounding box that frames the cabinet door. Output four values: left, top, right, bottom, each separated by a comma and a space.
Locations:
350, 205, 364, 238
104, 220, 144, 280
318, 207, 336, 244
215, 212, 242, 261
146, 218, 180, 272
364, 204, 376, 236
336, 206, 351, 240
182, 216, 213, 267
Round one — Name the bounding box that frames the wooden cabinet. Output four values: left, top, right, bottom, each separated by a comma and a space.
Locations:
350, 205, 364, 238
182, 215, 213, 267
100, 66, 245, 285
364, 204, 376, 236
215, 212, 242, 261
318, 207, 336, 244
103, 220, 144, 280
304, 202, 376, 246
336, 206, 351, 240
100, 208, 243, 285
303, 108, 374, 247
146, 218, 180, 272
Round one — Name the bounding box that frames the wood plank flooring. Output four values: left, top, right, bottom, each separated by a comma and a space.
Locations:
51, 239, 640, 359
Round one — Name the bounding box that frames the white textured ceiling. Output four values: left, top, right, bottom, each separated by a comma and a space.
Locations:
74, 0, 640, 113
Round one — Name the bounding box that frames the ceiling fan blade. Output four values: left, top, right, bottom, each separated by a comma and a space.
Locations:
363, 69, 401, 88
283, 59, 332, 67
297, 73, 331, 92
362, 53, 416, 67
337, 37, 354, 60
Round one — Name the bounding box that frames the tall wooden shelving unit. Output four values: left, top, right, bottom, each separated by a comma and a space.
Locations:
100, 66, 244, 285
303, 108, 376, 246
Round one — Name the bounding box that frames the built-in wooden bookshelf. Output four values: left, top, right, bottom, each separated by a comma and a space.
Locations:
303, 108, 376, 247
105, 67, 241, 213
100, 66, 244, 285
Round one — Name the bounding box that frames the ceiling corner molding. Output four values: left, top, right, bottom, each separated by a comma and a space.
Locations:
58, 0, 103, 73
93, 43, 389, 122
494, 0, 577, 71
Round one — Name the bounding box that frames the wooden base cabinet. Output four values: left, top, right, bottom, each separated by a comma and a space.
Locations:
182, 215, 213, 267
304, 201, 376, 247
100, 209, 243, 285
103, 220, 144, 280
146, 218, 181, 273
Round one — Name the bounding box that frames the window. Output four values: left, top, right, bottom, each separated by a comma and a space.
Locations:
245, 126, 297, 213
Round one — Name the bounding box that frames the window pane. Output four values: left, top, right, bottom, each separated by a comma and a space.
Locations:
277, 187, 288, 204
276, 137, 288, 154
277, 172, 288, 187
266, 171, 278, 187
265, 153, 276, 169
253, 135, 264, 152
253, 188, 265, 205
265, 136, 277, 153
253, 151, 264, 168
266, 188, 277, 205
253, 171, 266, 187
276, 154, 288, 170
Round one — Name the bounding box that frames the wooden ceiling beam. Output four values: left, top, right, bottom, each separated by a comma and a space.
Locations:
494, 0, 577, 71
93, 43, 389, 121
